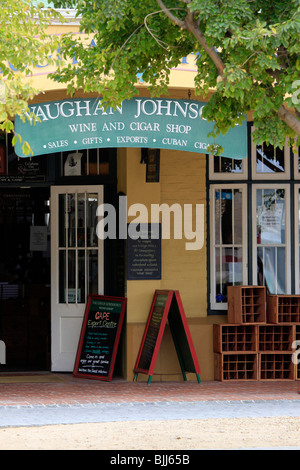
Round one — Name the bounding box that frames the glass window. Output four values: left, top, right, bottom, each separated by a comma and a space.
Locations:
253, 185, 290, 294
209, 132, 295, 312
210, 185, 247, 309
294, 186, 300, 293
209, 155, 247, 180
293, 145, 300, 179
0, 132, 49, 182
256, 144, 285, 174
58, 191, 100, 303
61, 149, 110, 177
251, 129, 290, 179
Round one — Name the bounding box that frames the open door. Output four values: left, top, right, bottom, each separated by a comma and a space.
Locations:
51, 186, 103, 371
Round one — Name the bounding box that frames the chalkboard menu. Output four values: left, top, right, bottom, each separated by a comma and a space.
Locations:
127, 223, 161, 280
134, 290, 201, 384
135, 292, 169, 371
73, 295, 127, 381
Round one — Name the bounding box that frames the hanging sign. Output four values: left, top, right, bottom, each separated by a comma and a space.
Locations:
133, 290, 201, 384
15, 97, 247, 159
73, 295, 127, 381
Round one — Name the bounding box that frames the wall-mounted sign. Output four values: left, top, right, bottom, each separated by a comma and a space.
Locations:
127, 224, 161, 280
15, 97, 247, 159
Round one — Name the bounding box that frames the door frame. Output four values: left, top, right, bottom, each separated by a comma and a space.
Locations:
50, 185, 104, 371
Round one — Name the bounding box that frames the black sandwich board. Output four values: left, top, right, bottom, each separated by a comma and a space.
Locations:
133, 290, 201, 384
73, 295, 127, 381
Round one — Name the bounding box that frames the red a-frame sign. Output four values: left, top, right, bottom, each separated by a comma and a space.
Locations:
133, 290, 201, 384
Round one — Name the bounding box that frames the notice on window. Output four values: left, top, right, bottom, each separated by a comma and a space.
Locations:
30, 226, 48, 251
64, 152, 82, 176
259, 207, 283, 244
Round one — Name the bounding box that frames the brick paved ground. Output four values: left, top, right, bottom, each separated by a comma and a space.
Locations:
0, 373, 299, 407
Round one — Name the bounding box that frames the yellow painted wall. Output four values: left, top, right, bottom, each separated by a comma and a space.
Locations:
122, 144, 217, 382
160, 149, 206, 317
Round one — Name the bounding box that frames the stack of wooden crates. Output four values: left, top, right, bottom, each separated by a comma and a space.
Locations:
214, 285, 300, 381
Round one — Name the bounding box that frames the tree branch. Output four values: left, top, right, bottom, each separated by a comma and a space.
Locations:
156, 0, 225, 75
278, 105, 300, 135
184, 10, 225, 75
155, 0, 185, 28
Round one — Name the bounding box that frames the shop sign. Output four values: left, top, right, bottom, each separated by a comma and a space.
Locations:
15, 97, 247, 159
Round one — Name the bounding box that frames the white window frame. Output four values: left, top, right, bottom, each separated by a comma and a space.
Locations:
210, 184, 248, 310
294, 185, 300, 293
251, 128, 290, 180
252, 184, 291, 293
209, 154, 248, 180
293, 144, 300, 179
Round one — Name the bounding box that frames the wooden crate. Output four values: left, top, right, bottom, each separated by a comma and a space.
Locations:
227, 285, 266, 324
214, 353, 259, 381
213, 324, 258, 353
258, 324, 295, 352
294, 326, 300, 380
259, 352, 295, 380
267, 295, 300, 323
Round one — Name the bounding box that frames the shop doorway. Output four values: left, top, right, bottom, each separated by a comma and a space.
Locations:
0, 187, 51, 370
50, 185, 104, 372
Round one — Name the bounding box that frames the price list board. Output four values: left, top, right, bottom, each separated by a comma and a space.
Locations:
73, 295, 127, 381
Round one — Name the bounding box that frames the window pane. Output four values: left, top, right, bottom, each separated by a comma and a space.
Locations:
257, 246, 264, 286
234, 189, 243, 244
87, 193, 98, 247
221, 190, 233, 244
58, 194, 66, 247
212, 187, 245, 307
256, 144, 285, 174
62, 149, 110, 176
256, 188, 286, 294
68, 194, 76, 247
214, 191, 221, 245
214, 189, 233, 245
277, 247, 285, 293
59, 250, 66, 303
87, 148, 98, 175
213, 156, 243, 173
67, 250, 76, 302
78, 250, 85, 303
257, 189, 285, 245
215, 247, 224, 302
216, 247, 244, 303
296, 146, 300, 171
233, 247, 243, 284
220, 247, 232, 302
297, 188, 300, 292
88, 250, 98, 295
57, 189, 101, 304
257, 246, 285, 294
77, 193, 85, 247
